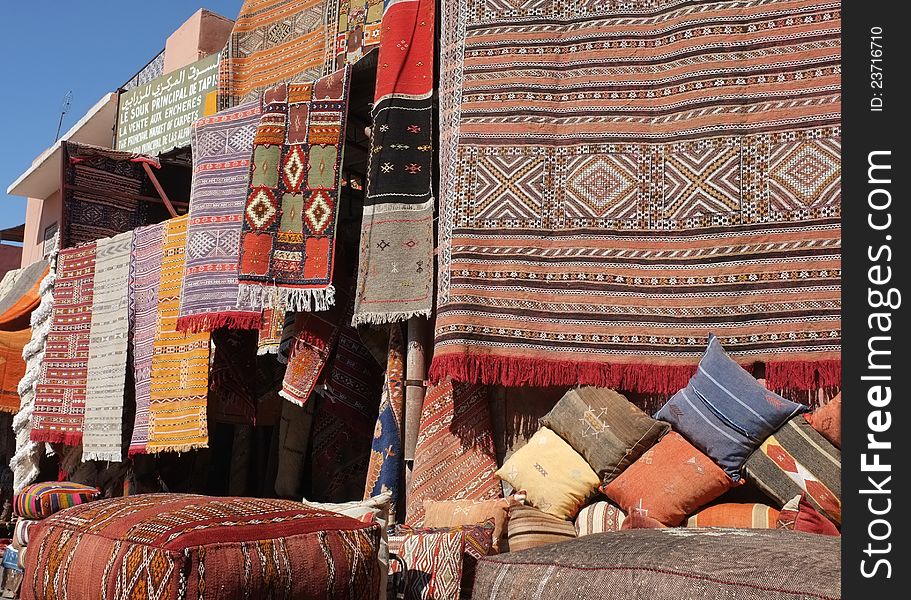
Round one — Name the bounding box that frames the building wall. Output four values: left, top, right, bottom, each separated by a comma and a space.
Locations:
163, 9, 233, 74
0, 244, 23, 278
20, 191, 61, 268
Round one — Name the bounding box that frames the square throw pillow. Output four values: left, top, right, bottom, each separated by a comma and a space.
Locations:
506, 504, 577, 552
390, 519, 495, 600
804, 392, 841, 448
422, 496, 517, 553
603, 432, 735, 526
540, 387, 670, 486
574, 501, 626, 536
302, 492, 392, 600
495, 427, 600, 520
655, 334, 809, 481
744, 415, 841, 524
776, 494, 840, 536
13, 481, 100, 519
686, 503, 780, 528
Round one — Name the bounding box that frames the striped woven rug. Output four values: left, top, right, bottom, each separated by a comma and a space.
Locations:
431, 0, 841, 396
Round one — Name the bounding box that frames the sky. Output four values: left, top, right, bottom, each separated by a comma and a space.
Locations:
0, 1, 242, 231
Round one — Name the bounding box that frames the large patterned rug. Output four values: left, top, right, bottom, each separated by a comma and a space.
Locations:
238, 67, 351, 313
327, 0, 383, 70
147, 216, 211, 453
31, 244, 96, 445
178, 100, 263, 332
217, 0, 331, 110
352, 0, 435, 325
430, 0, 842, 395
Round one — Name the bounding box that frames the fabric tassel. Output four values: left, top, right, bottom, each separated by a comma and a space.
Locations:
176, 311, 263, 333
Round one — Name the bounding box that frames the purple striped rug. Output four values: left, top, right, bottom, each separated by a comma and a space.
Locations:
178, 101, 263, 332
128, 222, 165, 456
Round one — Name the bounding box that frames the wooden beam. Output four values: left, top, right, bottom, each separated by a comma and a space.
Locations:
403, 317, 428, 462
142, 162, 179, 218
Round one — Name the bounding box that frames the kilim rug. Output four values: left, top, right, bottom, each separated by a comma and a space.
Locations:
148, 216, 212, 453
328, 0, 383, 70
31, 243, 97, 445
405, 379, 501, 526
238, 66, 351, 313
256, 306, 286, 355
12, 256, 56, 492
352, 0, 434, 325
178, 100, 263, 332
280, 309, 342, 406
127, 222, 165, 456
208, 329, 258, 425
217, 0, 332, 110
430, 0, 842, 395
82, 231, 133, 462
363, 323, 405, 521
0, 261, 47, 413
308, 315, 383, 502
62, 142, 167, 248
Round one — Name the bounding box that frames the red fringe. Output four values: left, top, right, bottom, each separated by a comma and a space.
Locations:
429, 354, 839, 399
29, 430, 83, 447
176, 312, 262, 333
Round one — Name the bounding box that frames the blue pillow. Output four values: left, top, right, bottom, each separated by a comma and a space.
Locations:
656, 334, 808, 481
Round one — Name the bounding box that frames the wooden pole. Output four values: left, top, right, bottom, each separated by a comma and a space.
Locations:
142, 161, 179, 218
403, 317, 428, 492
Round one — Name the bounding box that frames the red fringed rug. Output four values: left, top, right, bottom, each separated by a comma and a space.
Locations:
430, 0, 841, 395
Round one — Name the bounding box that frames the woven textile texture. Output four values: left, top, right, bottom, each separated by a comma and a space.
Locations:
13, 481, 100, 519
178, 100, 263, 332
363, 323, 405, 519
127, 222, 165, 456
61, 142, 166, 248
217, 0, 331, 110
353, 0, 434, 325
505, 504, 576, 553
148, 216, 212, 453
432, 0, 842, 395
422, 497, 514, 553
473, 528, 840, 600
256, 306, 286, 355
328, 0, 383, 70
574, 501, 627, 536
744, 414, 841, 524
31, 243, 97, 445
280, 308, 343, 406
540, 387, 669, 486
405, 379, 501, 525
12, 255, 56, 492
23, 494, 381, 600
14, 518, 36, 547
308, 320, 383, 502
805, 391, 841, 448
238, 67, 352, 312
82, 231, 133, 462
776, 493, 839, 536
0, 261, 47, 413
686, 503, 780, 528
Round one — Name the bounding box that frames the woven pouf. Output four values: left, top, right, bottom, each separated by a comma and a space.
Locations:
22, 493, 380, 600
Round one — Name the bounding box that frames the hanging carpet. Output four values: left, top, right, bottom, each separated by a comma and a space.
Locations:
178, 100, 263, 332
0, 260, 47, 414
147, 215, 211, 453
352, 0, 435, 325
327, 0, 384, 71
82, 231, 133, 462
217, 0, 332, 110
238, 66, 352, 313
127, 222, 165, 456
430, 0, 842, 395
31, 244, 96, 445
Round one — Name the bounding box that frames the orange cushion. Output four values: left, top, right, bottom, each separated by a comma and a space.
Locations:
687, 503, 780, 528
804, 393, 841, 449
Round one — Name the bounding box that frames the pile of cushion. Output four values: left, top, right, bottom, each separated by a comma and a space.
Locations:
493, 334, 841, 550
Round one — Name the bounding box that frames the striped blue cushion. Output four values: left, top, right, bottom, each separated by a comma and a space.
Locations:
656, 335, 808, 481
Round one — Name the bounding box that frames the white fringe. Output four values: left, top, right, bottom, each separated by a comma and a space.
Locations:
238, 283, 336, 313
278, 389, 306, 407
257, 345, 279, 356
351, 308, 431, 326
81, 451, 121, 463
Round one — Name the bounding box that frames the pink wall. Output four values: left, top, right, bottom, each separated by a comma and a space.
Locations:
20, 191, 61, 267
163, 9, 233, 74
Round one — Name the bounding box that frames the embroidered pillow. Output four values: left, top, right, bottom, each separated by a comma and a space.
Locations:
302, 492, 392, 600
655, 335, 808, 481
506, 504, 577, 552
804, 392, 841, 449
495, 427, 599, 520
13, 481, 100, 519
422, 496, 517, 553
776, 494, 840, 536
603, 432, 735, 526
574, 501, 626, 536
540, 387, 669, 486
744, 415, 841, 524
686, 503, 780, 528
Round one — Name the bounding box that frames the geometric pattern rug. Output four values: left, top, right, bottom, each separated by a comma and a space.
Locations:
430, 0, 842, 396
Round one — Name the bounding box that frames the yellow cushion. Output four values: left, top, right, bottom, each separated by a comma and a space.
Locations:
495, 427, 599, 520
